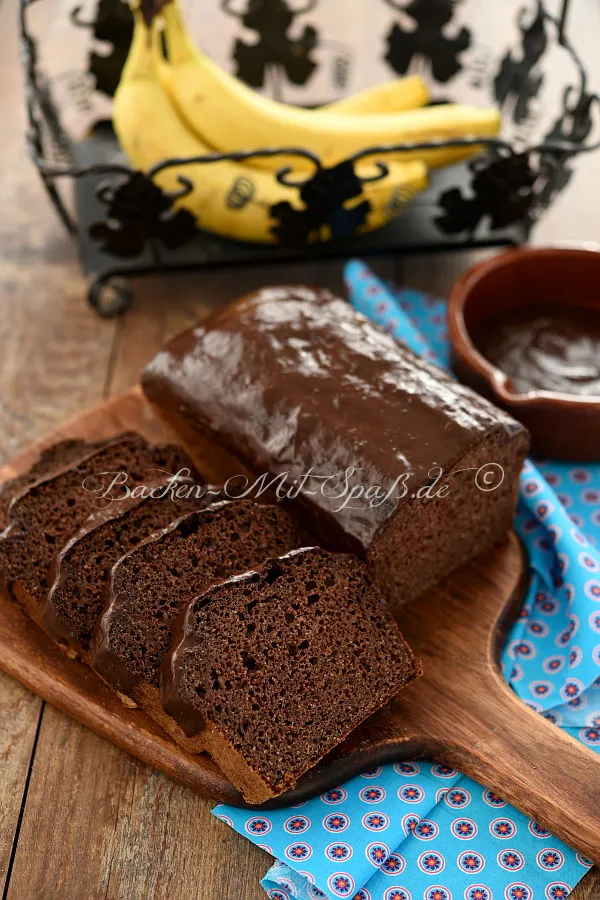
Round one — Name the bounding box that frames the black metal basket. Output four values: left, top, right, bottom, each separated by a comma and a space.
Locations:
21, 0, 599, 315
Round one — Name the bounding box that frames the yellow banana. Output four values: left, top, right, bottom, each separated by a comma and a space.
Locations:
324, 77, 430, 115
113, 13, 428, 246
159, 1, 500, 172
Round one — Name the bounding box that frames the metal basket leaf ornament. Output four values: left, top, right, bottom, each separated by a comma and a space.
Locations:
383, 0, 473, 85
20, 0, 600, 315
88, 172, 197, 257
221, 0, 319, 92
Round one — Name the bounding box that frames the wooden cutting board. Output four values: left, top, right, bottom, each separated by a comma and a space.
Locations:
1, 387, 599, 863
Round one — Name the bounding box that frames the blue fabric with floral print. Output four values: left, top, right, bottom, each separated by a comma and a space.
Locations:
213, 260, 599, 900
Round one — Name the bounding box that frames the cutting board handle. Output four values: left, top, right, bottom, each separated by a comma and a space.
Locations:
348, 535, 600, 865
430, 663, 600, 864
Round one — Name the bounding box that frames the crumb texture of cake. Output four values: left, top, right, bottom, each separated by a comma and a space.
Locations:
161, 546, 421, 803
0, 438, 104, 532
91, 501, 308, 707
142, 286, 530, 606
44, 478, 211, 656
0, 432, 196, 620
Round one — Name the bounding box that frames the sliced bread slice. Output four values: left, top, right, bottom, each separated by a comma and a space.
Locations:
0, 438, 105, 532
161, 547, 422, 803
0, 432, 196, 626
91, 500, 308, 739
44, 483, 214, 658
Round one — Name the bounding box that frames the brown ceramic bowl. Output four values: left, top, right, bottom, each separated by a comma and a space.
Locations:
449, 247, 600, 461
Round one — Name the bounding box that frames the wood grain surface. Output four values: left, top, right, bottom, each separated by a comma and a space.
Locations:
0, 0, 598, 895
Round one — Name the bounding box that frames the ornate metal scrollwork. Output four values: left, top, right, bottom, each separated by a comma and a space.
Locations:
270, 160, 373, 244
221, 0, 319, 91
384, 0, 472, 84
89, 171, 197, 258
435, 149, 537, 234
18, 0, 600, 316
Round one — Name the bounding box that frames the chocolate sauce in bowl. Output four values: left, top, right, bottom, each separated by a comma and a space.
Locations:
474, 306, 600, 397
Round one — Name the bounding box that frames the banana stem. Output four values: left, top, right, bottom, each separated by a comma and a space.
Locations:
122, 9, 157, 82
160, 2, 195, 66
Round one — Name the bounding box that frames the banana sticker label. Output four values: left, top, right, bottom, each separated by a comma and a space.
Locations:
226, 176, 256, 210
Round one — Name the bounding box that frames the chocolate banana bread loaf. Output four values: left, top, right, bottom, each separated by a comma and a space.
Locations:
0, 432, 196, 627
44, 478, 212, 658
91, 500, 308, 741
161, 546, 422, 803
142, 286, 530, 607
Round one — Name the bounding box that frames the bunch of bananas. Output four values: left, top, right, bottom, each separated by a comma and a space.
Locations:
113, 2, 501, 245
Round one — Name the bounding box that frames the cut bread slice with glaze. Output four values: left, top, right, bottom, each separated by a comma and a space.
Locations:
43, 477, 215, 659
161, 546, 422, 803
0, 438, 107, 532
91, 499, 309, 742
0, 432, 197, 631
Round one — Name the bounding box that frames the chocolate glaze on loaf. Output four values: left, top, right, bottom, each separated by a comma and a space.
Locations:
142, 286, 530, 606
161, 546, 422, 803
45, 477, 211, 656
91, 500, 308, 735
0, 433, 195, 625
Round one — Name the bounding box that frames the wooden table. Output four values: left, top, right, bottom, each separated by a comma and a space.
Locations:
0, 0, 598, 896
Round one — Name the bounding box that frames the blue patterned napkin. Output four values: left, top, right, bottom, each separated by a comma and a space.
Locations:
214, 260, 599, 900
